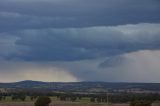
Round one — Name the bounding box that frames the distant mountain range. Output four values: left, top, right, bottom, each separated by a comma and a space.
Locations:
0, 80, 160, 93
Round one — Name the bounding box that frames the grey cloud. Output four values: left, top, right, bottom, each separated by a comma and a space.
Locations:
99, 55, 130, 68
1, 0, 160, 82
77, 50, 160, 82
1, 23, 159, 61
0, 34, 19, 58
0, 60, 78, 82
0, 0, 160, 32
1, 50, 160, 82
39, 50, 160, 82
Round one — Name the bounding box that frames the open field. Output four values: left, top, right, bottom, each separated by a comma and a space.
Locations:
0, 102, 33, 106
152, 102, 160, 106
0, 101, 129, 106
0, 101, 159, 106
0, 96, 159, 106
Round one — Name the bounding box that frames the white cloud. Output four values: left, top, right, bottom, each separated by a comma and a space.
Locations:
97, 50, 160, 82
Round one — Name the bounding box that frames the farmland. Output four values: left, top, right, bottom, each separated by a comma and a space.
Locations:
0, 101, 159, 106
1, 81, 160, 94
0, 101, 129, 106
1, 81, 160, 106
1, 101, 159, 106
0, 95, 159, 106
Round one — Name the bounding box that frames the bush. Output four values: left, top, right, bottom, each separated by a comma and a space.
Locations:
90, 97, 96, 102
130, 100, 152, 106
70, 96, 77, 102
34, 96, 51, 106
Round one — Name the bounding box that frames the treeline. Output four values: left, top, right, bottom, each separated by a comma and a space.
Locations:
0, 92, 37, 101
107, 93, 160, 103
0, 92, 160, 103
130, 100, 152, 106
87, 93, 160, 103
0, 96, 5, 101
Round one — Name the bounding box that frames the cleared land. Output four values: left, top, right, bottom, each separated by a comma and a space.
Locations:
152, 102, 160, 106
0, 96, 158, 106
0, 101, 129, 106
0, 101, 159, 106
0, 98, 158, 106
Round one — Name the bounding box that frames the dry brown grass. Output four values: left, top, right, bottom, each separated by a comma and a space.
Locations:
0, 102, 33, 106
2, 100, 159, 106
0, 101, 129, 106
152, 102, 160, 106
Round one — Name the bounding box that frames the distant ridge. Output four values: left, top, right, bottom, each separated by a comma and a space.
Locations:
0, 80, 160, 93
1, 80, 160, 84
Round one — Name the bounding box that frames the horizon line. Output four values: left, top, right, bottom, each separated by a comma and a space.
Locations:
0, 80, 160, 84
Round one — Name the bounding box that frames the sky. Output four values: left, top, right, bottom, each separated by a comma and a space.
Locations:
0, 0, 160, 82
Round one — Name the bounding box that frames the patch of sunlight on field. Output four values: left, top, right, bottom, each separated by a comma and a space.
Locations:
49, 96, 91, 103
4, 96, 12, 102
1, 96, 33, 102
50, 96, 59, 101
79, 97, 90, 103
25, 96, 32, 102
110, 104, 129, 106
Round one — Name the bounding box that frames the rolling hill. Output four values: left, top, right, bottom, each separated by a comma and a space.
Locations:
0, 80, 160, 93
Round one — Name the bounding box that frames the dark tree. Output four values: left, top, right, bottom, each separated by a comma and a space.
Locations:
0, 96, 2, 101
34, 96, 51, 106
19, 95, 26, 101
31, 95, 38, 101
90, 97, 96, 102
70, 96, 77, 102
130, 100, 152, 106
11, 95, 19, 101
78, 96, 82, 100
60, 95, 66, 101
97, 97, 102, 103
11, 94, 26, 101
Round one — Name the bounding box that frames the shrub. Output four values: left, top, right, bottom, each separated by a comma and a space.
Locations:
130, 100, 152, 106
34, 96, 51, 106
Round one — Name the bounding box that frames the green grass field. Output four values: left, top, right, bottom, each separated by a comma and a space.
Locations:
0, 96, 91, 103
1, 96, 158, 106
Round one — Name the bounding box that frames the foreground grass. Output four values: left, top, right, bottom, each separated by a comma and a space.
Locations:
0, 101, 129, 106
2, 96, 88, 102
152, 101, 160, 106
1, 96, 157, 106
0, 96, 32, 102
0, 97, 128, 106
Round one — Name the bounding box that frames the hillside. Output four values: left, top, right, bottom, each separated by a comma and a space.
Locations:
0, 80, 160, 93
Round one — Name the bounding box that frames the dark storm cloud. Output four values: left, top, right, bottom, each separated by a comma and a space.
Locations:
1, 0, 160, 82
0, 0, 160, 32
2, 23, 159, 61
99, 56, 129, 68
